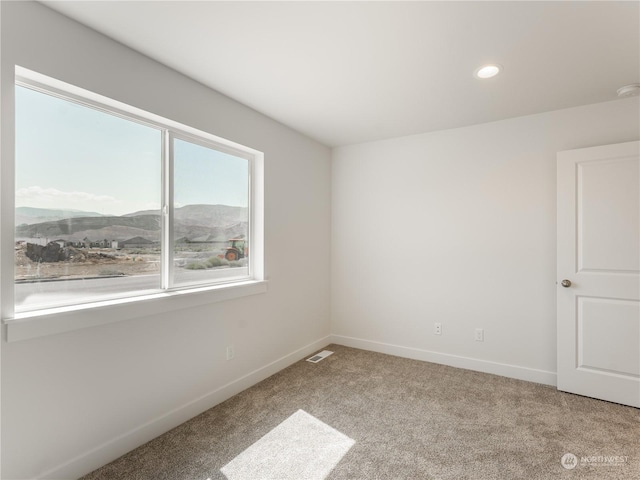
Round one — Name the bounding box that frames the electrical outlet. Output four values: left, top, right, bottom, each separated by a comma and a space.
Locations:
226, 345, 235, 360
434, 322, 442, 335
474, 328, 484, 342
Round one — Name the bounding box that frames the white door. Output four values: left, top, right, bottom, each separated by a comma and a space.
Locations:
557, 140, 640, 408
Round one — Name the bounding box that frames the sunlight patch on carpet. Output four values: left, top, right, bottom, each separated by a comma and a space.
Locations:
221, 409, 355, 480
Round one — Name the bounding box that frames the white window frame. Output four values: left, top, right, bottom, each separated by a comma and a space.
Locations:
2, 66, 266, 342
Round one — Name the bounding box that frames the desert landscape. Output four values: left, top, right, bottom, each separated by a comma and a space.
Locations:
15, 204, 248, 282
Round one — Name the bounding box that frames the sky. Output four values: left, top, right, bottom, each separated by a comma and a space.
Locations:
15, 85, 248, 216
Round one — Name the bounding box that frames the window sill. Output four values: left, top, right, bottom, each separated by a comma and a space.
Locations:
4, 280, 268, 342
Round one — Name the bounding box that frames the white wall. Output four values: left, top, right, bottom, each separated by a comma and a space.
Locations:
1, 2, 331, 479
332, 98, 640, 384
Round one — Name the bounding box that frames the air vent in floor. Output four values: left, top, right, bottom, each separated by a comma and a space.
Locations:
306, 350, 334, 363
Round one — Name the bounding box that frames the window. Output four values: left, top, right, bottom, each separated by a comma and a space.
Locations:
9, 68, 264, 322
171, 136, 250, 287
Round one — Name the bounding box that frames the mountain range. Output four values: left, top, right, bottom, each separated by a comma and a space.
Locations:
16, 206, 105, 226
15, 205, 247, 243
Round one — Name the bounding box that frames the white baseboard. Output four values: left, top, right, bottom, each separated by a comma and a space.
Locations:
330, 334, 557, 386
38, 335, 332, 480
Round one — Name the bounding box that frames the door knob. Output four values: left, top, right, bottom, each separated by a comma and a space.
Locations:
561, 279, 572, 288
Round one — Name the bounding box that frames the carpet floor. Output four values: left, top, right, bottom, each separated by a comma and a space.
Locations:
81, 344, 640, 480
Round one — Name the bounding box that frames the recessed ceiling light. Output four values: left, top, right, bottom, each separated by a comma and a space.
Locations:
474, 64, 502, 79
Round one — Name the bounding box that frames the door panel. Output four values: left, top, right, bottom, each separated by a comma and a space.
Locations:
578, 297, 639, 377
557, 140, 640, 407
578, 157, 640, 272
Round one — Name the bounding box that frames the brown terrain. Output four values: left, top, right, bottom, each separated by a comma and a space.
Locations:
15, 243, 160, 281
14, 204, 248, 281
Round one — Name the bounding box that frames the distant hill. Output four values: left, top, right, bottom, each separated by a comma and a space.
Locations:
126, 204, 247, 227
16, 206, 106, 226
15, 204, 247, 244
65, 225, 162, 244
16, 214, 161, 238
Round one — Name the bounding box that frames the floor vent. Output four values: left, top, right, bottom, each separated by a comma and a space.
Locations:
306, 350, 334, 363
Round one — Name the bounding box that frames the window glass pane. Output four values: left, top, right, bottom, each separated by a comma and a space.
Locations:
173, 138, 249, 286
15, 85, 162, 312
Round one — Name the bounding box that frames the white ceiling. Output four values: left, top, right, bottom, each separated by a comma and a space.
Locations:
43, 1, 639, 147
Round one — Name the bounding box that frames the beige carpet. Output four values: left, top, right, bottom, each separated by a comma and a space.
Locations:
220, 409, 354, 480
81, 344, 640, 480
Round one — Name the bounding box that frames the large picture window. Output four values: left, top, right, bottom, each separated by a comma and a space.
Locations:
11, 69, 262, 317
